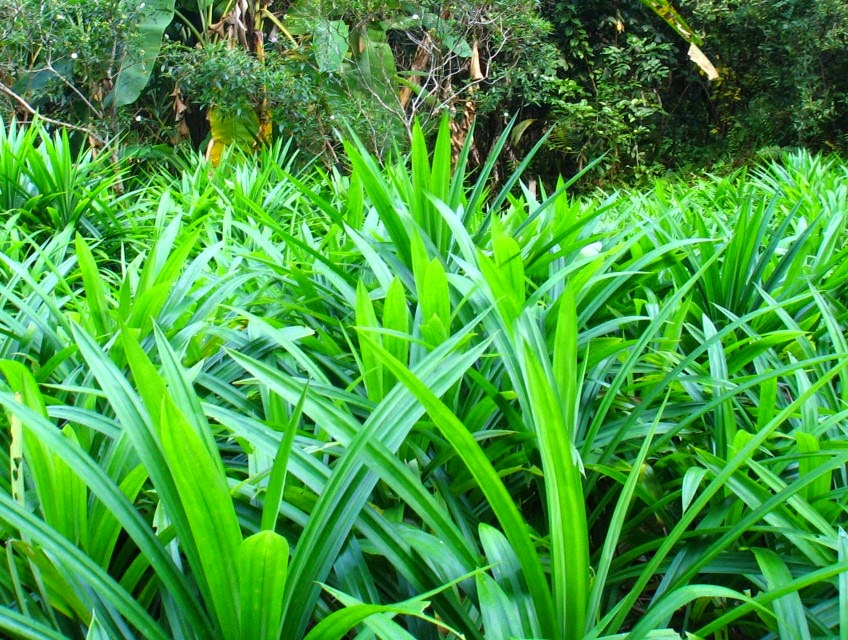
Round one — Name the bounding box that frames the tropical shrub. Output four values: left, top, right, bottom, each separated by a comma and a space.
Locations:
0, 117, 128, 237
683, 0, 848, 152
162, 0, 569, 160
544, 32, 676, 179
1, 0, 718, 172
0, 0, 174, 140
1, 119, 848, 639
535, 0, 848, 182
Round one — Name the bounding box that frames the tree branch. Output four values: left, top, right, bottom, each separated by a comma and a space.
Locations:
0, 80, 108, 146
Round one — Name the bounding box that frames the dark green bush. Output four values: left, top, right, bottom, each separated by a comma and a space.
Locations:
3, 0, 847, 182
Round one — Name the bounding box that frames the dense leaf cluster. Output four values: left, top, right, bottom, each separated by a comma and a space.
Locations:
4, 0, 846, 181
0, 117, 847, 638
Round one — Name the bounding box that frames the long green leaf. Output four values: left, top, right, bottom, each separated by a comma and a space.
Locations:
753, 548, 812, 640
275, 332, 490, 639
0, 491, 169, 640
363, 334, 557, 639
159, 395, 241, 640
70, 325, 214, 637
0, 604, 72, 640
518, 323, 588, 640
239, 531, 289, 640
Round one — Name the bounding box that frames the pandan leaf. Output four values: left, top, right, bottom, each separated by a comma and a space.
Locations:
239, 531, 289, 640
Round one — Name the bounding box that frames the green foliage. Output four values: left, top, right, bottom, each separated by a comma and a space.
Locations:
165, 43, 268, 119
0, 117, 127, 237
4, 0, 848, 183
547, 34, 675, 178
685, 0, 848, 151
0, 0, 168, 134
113, 0, 176, 108
535, 1, 691, 183
532, 0, 848, 183
1, 118, 848, 639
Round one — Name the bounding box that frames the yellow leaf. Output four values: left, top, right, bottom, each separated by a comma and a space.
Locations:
688, 43, 719, 81
470, 42, 484, 80
206, 105, 261, 166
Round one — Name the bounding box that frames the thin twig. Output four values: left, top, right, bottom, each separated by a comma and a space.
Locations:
45, 62, 104, 118
0, 80, 107, 146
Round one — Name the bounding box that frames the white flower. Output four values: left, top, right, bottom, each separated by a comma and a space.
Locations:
70, 52, 78, 59
411, 13, 419, 19
135, 115, 142, 122
56, 14, 63, 19
579, 241, 603, 257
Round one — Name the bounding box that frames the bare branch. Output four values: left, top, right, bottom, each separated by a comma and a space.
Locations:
0, 80, 107, 145
45, 61, 104, 118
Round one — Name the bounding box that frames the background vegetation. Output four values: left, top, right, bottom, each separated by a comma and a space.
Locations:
2, 0, 846, 183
